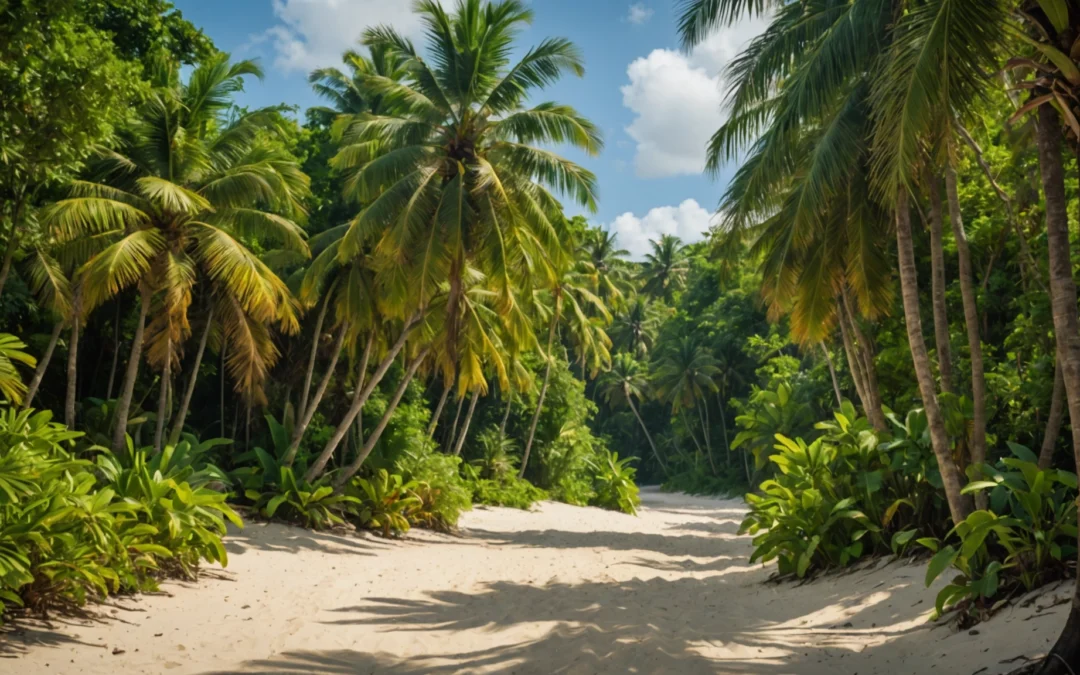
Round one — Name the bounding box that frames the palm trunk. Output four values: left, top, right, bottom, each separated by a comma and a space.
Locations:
822, 344, 843, 408
106, 303, 121, 400
698, 402, 717, 475
627, 390, 666, 475
284, 324, 348, 466
297, 293, 330, 423
0, 200, 23, 300
452, 391, 479, 457
22, 321, 63, 409
305, 317, 419, 481
152, 333, 171, 453
112, 288, 151, 453
219, 340, 227, 438
327, 348, 429, 487
841, 287, 887, 431
895, 191, 972, 525
1040, 355, 1065, 470
446, 392, 465, 451
1034, 102, 1080, 675
837, 300, 874, 422
681, 409, 705, 455
64, 291, 82, 428
945, 156, 988, 510
499, 392, 513, 438
716, 389, 731, 468
427, 384, 451, 438
927, 175, 954, 393
168, 308, 213, 446
520, 309, 560, 478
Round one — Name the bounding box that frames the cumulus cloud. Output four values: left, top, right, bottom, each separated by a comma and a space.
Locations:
621, 16, 771, 178
259, 0, 422, 73
626, 3, 654, 25
606, 199, 716, 260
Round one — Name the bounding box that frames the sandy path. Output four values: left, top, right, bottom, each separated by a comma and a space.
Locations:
2, 488, 1069, 674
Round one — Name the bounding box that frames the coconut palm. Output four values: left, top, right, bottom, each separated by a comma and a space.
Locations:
652, 337, 721, 474
44, 54, 310, 452
639, 235, 689, 302
600, 353, 666, 475
307, 43, 409, 127
579, 228, 631, 309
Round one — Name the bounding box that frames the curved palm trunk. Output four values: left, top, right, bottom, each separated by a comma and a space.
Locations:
297, 293, 330, 423
305, 317, 418, 481
284, 324, 348, 466
837, 300, 874, 423
64, 298, 83, 428
106, 304, 121, 400
1040, 355, 1065, 470
168, 308, 213, 446
153, 333, 172, 453
698, 402, 717, 475
840, 288, 887, 431
427, 384, 451, 438
945, 158, 988, 510
1035, 105, 1080, 675
627, 389, 666, 475
452, 391, 479, 457
328, 348, 429, 487
445, 393, 465, 452
895, 191, 972, 525
499, 392, 513, 438
112, 288, 151, 453
22, 321, 63, 409
927, 175, 954, 393
821, 344, 843, 408
520, 310, 560, 478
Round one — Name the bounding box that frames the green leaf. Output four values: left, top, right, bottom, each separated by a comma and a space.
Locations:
1038, 0, 1069, 33
925, 545, 959, 586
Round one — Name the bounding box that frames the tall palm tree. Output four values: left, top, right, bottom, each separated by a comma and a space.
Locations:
611, 295, 663, 359
579, 228, 631, 309
652, 337, 721, 474
45, 54, 309, 452
639, 234, 689, 302
600, 353, 666, 475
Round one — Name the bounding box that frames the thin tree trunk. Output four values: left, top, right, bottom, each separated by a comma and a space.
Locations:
64, 291, 82, 428
153, 333, 171, 453
112, 288, 151, 453
244, 399, 251, 450
841, 287, 887, 431
627, 390, 666, 475
1034, 102, 1080, 675
446, 393, 465, 451
1040, 355, 1066, 470
297, 293, 330, 424
681, 409, 705, 455
521, 310, 560, 478
452, 391, 479, 457
822, 344, 843, 408
0, 200, 23, 300
220, 339, 227, 438
427, 384, 451, 438
106, 304, 121, 400
927, 174, 954, 393
284, 324, 348, 466
895, 191, 972, 525
327, 348, 430, 487
946, 155, 988, 510
698, 402, 717, 475
837, 300, 874, 421
499, 391, 513, 438
716, 389, 731, 469
22, 321, 63, 409
305, 317, 420, 480
168, 307, 213, 446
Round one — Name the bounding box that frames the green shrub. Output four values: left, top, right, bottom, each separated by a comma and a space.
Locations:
245, 467, 357, 530
589, 449, 640, 515
346, 469, 420, 537
395, 451, 471, 531
462, 464, 548, 509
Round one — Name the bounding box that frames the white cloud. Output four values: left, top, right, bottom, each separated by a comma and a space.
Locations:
260, 0, 422, 73
606, 199, 716, 260
620, 16, 770, 178
626, 3, 654, 25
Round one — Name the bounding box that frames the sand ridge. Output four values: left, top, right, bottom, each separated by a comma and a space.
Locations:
2, 488, 1068, 674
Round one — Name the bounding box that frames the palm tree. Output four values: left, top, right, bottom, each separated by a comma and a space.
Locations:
520, 261, 610, 477
579, 228, 631, 309
611, 295, 663, 359
20, 246, 74, 408
44, 54, 309, 452
639, 235, 689, 302
307, 43, 408, 127
652, 337, 721, 474
600, 353, 666, 475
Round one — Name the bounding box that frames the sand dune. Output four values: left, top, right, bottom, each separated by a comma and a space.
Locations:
2, 488, 1068, 674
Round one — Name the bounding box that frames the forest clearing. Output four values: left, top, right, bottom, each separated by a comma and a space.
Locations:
5, 489, 1068, 674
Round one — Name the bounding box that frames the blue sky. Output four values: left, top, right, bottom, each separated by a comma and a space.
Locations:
172, 0, 767, 258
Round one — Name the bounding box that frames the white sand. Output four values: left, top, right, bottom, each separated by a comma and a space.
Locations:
3, 488, 1069, 674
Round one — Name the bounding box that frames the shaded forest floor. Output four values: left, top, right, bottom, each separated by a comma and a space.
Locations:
2, 488, 1068, 674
